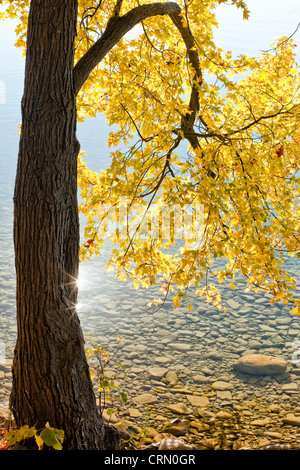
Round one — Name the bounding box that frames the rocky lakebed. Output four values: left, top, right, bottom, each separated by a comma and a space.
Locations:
0, 255, 300, 450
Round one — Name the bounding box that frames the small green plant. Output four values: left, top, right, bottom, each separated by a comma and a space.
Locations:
122, 405, 154, 449
5, 422, 64, 450
85, 336, 128, 419
140, 405, 152, 437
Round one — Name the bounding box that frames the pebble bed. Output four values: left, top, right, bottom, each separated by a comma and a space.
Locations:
0, 250, 300, 449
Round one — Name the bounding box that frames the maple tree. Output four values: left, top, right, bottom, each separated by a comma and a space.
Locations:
76, 2, 300, 312
1, 0, 300, 450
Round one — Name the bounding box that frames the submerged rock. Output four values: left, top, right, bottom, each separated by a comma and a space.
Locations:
141, 437, 196, 450
281, 382, 298, 392
232, 354, 287, 375
161, 419, 188, 436
187, 395, 210, 407
164, 370, 179, 385
167, 403, 193, 415
158, 437, 197, 450
148, 367, 168, 379
251, 417, 271, 426
211, 380, 234, 391
282, 414, 300, 426
133, 393, 158, 404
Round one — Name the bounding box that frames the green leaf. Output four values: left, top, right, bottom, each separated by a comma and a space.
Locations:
40, 423, 64, 450
120, 392, 128, 404
21, 425, 37, 439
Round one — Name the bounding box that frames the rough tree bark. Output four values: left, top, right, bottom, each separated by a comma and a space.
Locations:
10, 0, 181, 450
11, 0, 121, 450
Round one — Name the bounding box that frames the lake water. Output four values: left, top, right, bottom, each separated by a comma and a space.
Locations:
0, 15, 300, 449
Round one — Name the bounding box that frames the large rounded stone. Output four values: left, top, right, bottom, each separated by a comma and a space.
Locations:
232, 354, 287, 375
133, 393, 158, 404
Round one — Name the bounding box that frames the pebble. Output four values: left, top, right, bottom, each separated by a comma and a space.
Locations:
186, 395, 210, 407
128, 408, 143, 418
168, 343, 191, 352
269, 404, 281, 412
281, 383, 298, 392
226, 299, 240, 309
154, 356, 172, 365
211, 381, 234, 391
189, 420, 210, 431
164, 371, 179, 385
215, 411, 233, 419
193, 374, 211, 383
161, 420, 188, 436
157, 438, 195, 450
148, 367, 168, 378
216, 390, 232, 400
167, 403, 193, 415
251, 417, 271, 426
203, 350, 223, 360
132, 393, 158, 405
264, 431, 283, 439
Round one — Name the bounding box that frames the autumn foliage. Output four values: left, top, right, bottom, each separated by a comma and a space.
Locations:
1, 0, 300, 313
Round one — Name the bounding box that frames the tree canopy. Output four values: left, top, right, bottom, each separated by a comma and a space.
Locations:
2, 0, 300, 314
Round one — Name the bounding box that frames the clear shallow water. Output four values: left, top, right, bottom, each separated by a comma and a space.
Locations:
0, 14, 300, 448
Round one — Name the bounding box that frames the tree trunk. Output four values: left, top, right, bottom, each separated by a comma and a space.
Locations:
11, 0, 121, 450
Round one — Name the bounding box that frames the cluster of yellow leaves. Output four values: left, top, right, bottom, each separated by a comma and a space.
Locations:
2, 0, 300, 312
77, 2, 300, 312
3, 423, 64, 450
0, 0, 29, 53
74, 2, 300, 313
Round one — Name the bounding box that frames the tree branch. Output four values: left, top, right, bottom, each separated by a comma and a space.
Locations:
170, 11, 203, 128
74, 2, 181, 95
170, 12, 217, 177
